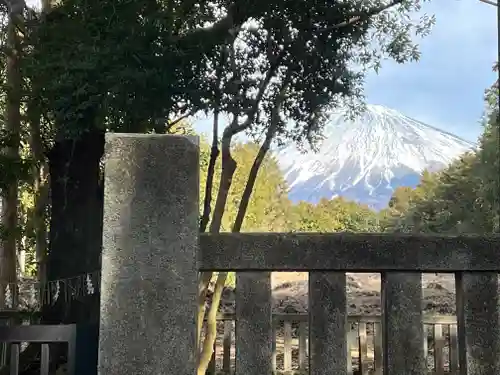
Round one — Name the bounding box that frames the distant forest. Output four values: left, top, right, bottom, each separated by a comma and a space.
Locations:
198, 85, 499, 236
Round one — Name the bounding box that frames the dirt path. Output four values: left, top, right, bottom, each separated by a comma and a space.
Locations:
215, 272, 459, 314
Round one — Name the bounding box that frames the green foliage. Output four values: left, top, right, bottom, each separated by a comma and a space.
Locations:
0, 133, 35, 192
21, 0, 434, 148
6, 0, 435, 282
0, 129, 40, 266
290, 198, 380, 232
198, 135, 381, 290
199, 137, 380, 235
24, 0, 214, 138
384, 81, 499, 234
199, 138, 294, 232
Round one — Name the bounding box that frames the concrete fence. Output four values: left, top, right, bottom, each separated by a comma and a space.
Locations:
204, 313, 459, 375
98, 134, 500, 375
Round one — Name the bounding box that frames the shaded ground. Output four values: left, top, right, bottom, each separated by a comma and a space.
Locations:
211, 272, 458, 314
207, 272, 460, 373
272, 272, 457, 314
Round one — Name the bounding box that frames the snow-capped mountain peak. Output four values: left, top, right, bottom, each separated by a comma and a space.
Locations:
277, 104, 475, 209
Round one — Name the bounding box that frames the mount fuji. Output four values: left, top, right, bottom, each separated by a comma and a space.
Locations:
276, 105, 475, 210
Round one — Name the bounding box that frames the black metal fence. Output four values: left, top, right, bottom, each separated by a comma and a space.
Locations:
0, 324, 76, 375
0, 312, 98, 375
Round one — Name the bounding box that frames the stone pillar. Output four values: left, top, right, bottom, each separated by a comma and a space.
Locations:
382, 272, 425, 375
309, 272, 348, 375
235, 272, 273, 375
98, 134, 199, 375
456, 273, 500, 375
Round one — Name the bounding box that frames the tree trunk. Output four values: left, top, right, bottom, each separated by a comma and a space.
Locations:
197, 75, 289, 375
0, 0, 24, 309
28, 0, 55, 293
44, 129, 104, 324
232, 122, 278, 232
33, 164, 49, 288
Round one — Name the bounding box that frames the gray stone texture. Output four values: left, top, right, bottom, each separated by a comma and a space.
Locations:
98, 134, 199, 375
235, 272, 272, 375
382, 272, 425, 375
456, 272, 500, 375
200, 233, 500, 271
309, 272, 348, 375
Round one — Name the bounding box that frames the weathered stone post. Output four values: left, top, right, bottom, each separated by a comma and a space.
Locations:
456, 273, 500, 375
382, 273, 425, 375
309, 272, 348, 375
98, 134, 199, 375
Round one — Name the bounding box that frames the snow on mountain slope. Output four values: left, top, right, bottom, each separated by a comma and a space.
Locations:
276, 105, 475, 210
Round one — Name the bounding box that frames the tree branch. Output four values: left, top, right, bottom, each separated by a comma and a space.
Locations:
217, 0, 400, 139
232, 72, 291, 232
164, 110, 196, 131
173, 0, 404, 50
199, 50, 225, 233
171, 3, 247, 44
224, 50, 286, 138
315, 0, 405, 32
172, 0, 404, 47
478, 0, 498, 7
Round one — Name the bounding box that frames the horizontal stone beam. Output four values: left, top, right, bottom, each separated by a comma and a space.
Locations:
199, 233, 500, 272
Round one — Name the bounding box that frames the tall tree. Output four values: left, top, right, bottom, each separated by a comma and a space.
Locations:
21, 0, 433, 342
0, 0, 25, 308
385, 74, 499, 234
195, 1, 434, 371
26, 0, 55, 290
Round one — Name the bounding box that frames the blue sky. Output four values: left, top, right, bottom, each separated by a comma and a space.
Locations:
194, 0, 498, 143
